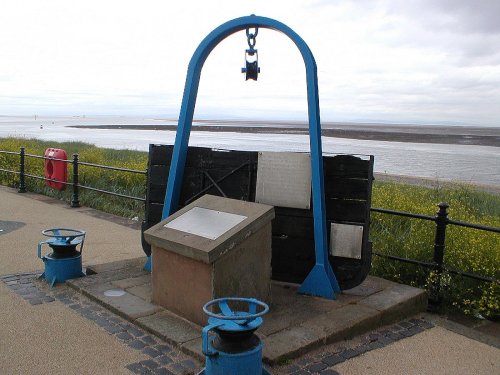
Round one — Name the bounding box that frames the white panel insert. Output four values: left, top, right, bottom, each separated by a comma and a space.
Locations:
164, 207, 247, 240
255, 152, 311, 209
330, 223, 364, 259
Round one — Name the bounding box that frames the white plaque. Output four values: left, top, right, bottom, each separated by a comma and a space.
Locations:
329, 223, 364, 259
164, 207, 247, 240
255, 152, 311, 209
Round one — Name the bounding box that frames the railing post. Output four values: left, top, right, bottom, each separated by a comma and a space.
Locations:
428, 202, 449, 311
71, 153, 80, 207
18, 147, 27, 193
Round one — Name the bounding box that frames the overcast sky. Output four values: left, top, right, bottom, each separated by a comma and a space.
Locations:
1, 0, 499, 126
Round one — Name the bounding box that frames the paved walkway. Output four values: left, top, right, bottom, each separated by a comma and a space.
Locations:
1, 186, 499, 375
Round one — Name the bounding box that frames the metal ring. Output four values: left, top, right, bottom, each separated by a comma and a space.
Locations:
245, 27, 258, 39
203, 297, 269, 321
246, 27, 258, 48
41, 228, 86, 239
247, 37, 256, 48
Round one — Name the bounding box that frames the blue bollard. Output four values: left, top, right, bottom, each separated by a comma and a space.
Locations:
198, 297, 270, 375
37, 228, 86, 287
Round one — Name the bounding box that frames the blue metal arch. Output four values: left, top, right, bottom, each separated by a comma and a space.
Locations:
161, 15, 340, 299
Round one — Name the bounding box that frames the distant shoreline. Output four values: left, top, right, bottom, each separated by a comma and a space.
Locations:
69, 123, 500, 147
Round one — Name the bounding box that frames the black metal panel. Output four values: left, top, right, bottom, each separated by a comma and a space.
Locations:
323, 155, 370, 178
325, 199, 368, 222
147, 203, 164, 223
324, 177, 370, 200
149, 165, 169, 185
272, 236, 315, 283
272, 214, 314, 239
149, 184, 167, 203
141, 145, 374, 290
149, 144, 173, 165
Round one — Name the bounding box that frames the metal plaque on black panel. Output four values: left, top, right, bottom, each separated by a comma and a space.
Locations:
255, 152, 311, 209
329, 223, 363, 259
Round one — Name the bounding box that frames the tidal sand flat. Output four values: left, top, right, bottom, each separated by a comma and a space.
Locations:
69, 120, 500, 147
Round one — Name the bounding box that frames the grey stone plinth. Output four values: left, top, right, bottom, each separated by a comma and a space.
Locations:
144, 195, 275, 326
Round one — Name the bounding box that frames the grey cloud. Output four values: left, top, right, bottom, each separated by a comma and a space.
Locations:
310, 0, 500, 65
427, 0, 500, 34
386, 0, 500, 35
382, 1, 500, 66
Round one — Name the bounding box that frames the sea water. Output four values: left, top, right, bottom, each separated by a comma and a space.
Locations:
1, 116, 498, 187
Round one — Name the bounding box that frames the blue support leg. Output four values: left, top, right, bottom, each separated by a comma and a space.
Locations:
143, 256, 152, 272
298, 263, 340, 299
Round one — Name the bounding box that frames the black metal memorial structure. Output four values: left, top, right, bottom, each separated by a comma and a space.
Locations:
141, 145, 374, 290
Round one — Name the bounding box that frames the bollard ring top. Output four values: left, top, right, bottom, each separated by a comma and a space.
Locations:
203, 297, 269, 327
41, 228, 86, 244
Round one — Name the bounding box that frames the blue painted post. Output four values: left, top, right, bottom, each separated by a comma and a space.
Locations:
159, 15, 340, 299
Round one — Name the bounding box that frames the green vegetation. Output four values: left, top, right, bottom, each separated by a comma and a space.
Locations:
0, 137, 147, 218
371, 182, 499, 319
1, 137, 499, 318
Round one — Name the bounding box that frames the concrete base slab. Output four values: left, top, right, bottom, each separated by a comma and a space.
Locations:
128, 284, 153, 302
111, 275, 151, 290
136, 311, 201, 346
84, 282, 161, 320
67, 257, 427, 364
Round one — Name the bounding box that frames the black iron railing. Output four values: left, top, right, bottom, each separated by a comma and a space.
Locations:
371, 204, 499, 310
0, 147, 146, 205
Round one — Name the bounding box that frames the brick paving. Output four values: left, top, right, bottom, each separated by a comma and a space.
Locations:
1, 272, 202, 375
4, 271, 498, 375
279, 318, 435, 374
2, 271, 440, 375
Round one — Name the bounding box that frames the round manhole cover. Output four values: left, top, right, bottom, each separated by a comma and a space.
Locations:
104, 288, 126, 297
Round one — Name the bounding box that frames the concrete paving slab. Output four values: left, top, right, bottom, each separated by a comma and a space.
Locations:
263, 304, 381, 364
87, 257, 146, 274
263, 324, 327, 363
79, 281, 161, 320
359, 283, 428, 324
127, 283, 153, 302
68, 263, 147, 290
71, 257, 427, 364
260, 282, 366, 337
112, 274, 151, 289
181, 337, 204, 361
343, 276, 390, 296
136, 310, 201, 345
300, 303, 381, 340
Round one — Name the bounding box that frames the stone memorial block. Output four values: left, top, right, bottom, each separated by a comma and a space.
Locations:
144, 194, 275, 326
